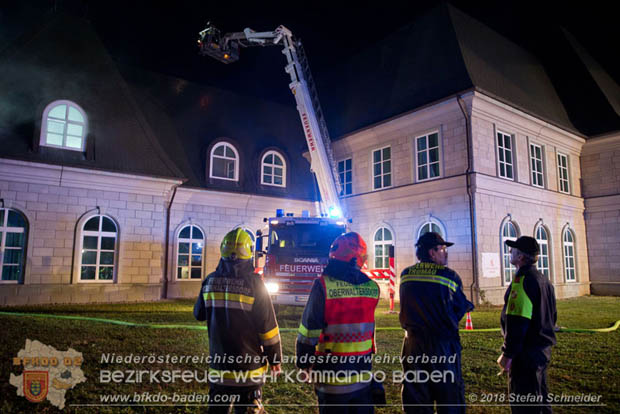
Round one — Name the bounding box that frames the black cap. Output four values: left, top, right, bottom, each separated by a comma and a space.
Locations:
416, 232, 454, 249
506, 236, 540, 256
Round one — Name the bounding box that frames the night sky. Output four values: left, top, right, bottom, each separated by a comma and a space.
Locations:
1, 1, 618, 107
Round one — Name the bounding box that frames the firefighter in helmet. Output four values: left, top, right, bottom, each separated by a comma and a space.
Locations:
296, 232, 382, 414
194, 228, 282, 414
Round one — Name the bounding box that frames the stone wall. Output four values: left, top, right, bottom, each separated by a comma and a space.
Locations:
0, 159, 178, 305
582, 133, 620, 295
471, 94, 590, 303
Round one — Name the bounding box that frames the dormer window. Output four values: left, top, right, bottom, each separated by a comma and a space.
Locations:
261, 150, 286, 187
210, 142, 239, 181
40, 100, 87, 151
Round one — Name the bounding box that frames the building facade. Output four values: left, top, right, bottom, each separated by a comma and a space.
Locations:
1, 5, 618, 305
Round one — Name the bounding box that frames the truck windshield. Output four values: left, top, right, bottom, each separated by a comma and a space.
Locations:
268, 223, 345, 255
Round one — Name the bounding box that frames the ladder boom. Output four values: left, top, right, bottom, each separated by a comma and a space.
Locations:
198, 23, 343, 217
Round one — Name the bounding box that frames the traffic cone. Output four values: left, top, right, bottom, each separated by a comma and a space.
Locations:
465, 312, 473, 330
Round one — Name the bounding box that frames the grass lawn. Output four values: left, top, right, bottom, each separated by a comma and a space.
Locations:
0, 296, 618, 413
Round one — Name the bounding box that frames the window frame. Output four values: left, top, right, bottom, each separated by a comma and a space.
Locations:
337, 157, 353, 196
496, 131, 515, 181
535, 224, 552, 281
416, 217, 447, 241
209, 142, 240, 181
529, 142, 545, 188
39, 100, 88, 152
175, 224, 205, 281
260, 150, 287, 187
0, 208, 28, 284
371, 145, 392, 190
562, 227, 577, 283
500, 218, 520, 285
557, 152, 571, 194
77, 215, 118, 283
373, 226, 394, 269
415, 131, 442, 182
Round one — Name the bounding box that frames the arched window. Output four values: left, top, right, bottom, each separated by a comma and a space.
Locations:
0, 209, 28, 282
535, 224, 551, 280
417, 217, 446, 240
177, 225, 204, 280
210, 142, 239, 181
79, 215, 117, 282
40, 100, 87, 151
501, 219, 519, 284
373, 227, 393, 269
261, 151, 286, 187
562, 227, 576, 282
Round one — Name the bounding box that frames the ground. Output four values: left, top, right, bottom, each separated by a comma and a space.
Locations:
0, 296, 618, 413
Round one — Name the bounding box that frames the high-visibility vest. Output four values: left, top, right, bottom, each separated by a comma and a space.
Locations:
317, 275, 380, 357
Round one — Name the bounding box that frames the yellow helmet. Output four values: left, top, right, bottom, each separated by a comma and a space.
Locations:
220, 228, 254, 260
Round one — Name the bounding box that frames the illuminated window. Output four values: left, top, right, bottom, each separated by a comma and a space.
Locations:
501, 220, 519, 284
0, 209, 27, 283
563, 228, 576, 282
338, 158, 352, 196
373, 227, 393, 269
261, 151, 286, 187
416, 132, 441, 181
530, 143, 544, 188
535, 225, 551, 280
210, 142, 239, 181
40, 100, 87, 151
177, 225, 204, 280
372, 146, 391, 190
79, 215, 117, 282
557, 153, 570, 194
497, 131, 514, 180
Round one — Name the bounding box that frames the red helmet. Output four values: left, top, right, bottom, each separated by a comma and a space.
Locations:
329, 232, 367, 267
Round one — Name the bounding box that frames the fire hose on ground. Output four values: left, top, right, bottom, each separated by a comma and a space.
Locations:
1, 311, 619, 333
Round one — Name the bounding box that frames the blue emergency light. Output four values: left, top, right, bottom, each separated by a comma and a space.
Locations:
328, 206, 342, 218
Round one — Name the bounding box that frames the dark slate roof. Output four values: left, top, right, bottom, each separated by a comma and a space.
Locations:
318, 3, 474, 139
556, 29, 620, 136
0, 12, 317, 200
119, 66, 317, 200
320, 3, 620, 139
449, 5, 578, 134
0, 13, 184, 180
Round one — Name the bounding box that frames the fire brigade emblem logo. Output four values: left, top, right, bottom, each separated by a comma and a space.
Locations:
24, 371, 48, 403
10, 339, 86, 409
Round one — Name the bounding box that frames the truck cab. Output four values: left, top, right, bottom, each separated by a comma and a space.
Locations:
256, 214, 346, 306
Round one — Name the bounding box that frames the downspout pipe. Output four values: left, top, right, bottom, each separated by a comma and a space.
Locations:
162, 184, 181, 299
457, 95, 479, 305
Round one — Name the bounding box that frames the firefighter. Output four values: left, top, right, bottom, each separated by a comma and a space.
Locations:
498, 236, 557, 414
296, 232, 381, 414
194, 228, 282, 414
400, 232, 474, 414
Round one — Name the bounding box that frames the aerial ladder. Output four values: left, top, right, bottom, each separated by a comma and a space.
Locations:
197, 24, 394, 307
197, 24, 343, 218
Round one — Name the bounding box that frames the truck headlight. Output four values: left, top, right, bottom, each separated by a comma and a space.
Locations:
265, 282, 279, 293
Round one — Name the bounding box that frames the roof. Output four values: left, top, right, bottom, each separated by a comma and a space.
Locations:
0, 12, 317, 200
320, 3, 619, 139
120, 65, 317, 200
0, 13, 184, 180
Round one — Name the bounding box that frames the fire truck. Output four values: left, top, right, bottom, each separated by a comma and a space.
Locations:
198, 24, 393, 306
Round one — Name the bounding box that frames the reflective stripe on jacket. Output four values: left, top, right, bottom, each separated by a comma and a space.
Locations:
296, 259, 380, 394
317, 275, 379, 357
399, 262, 474, 351
194, 259, 282, 386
